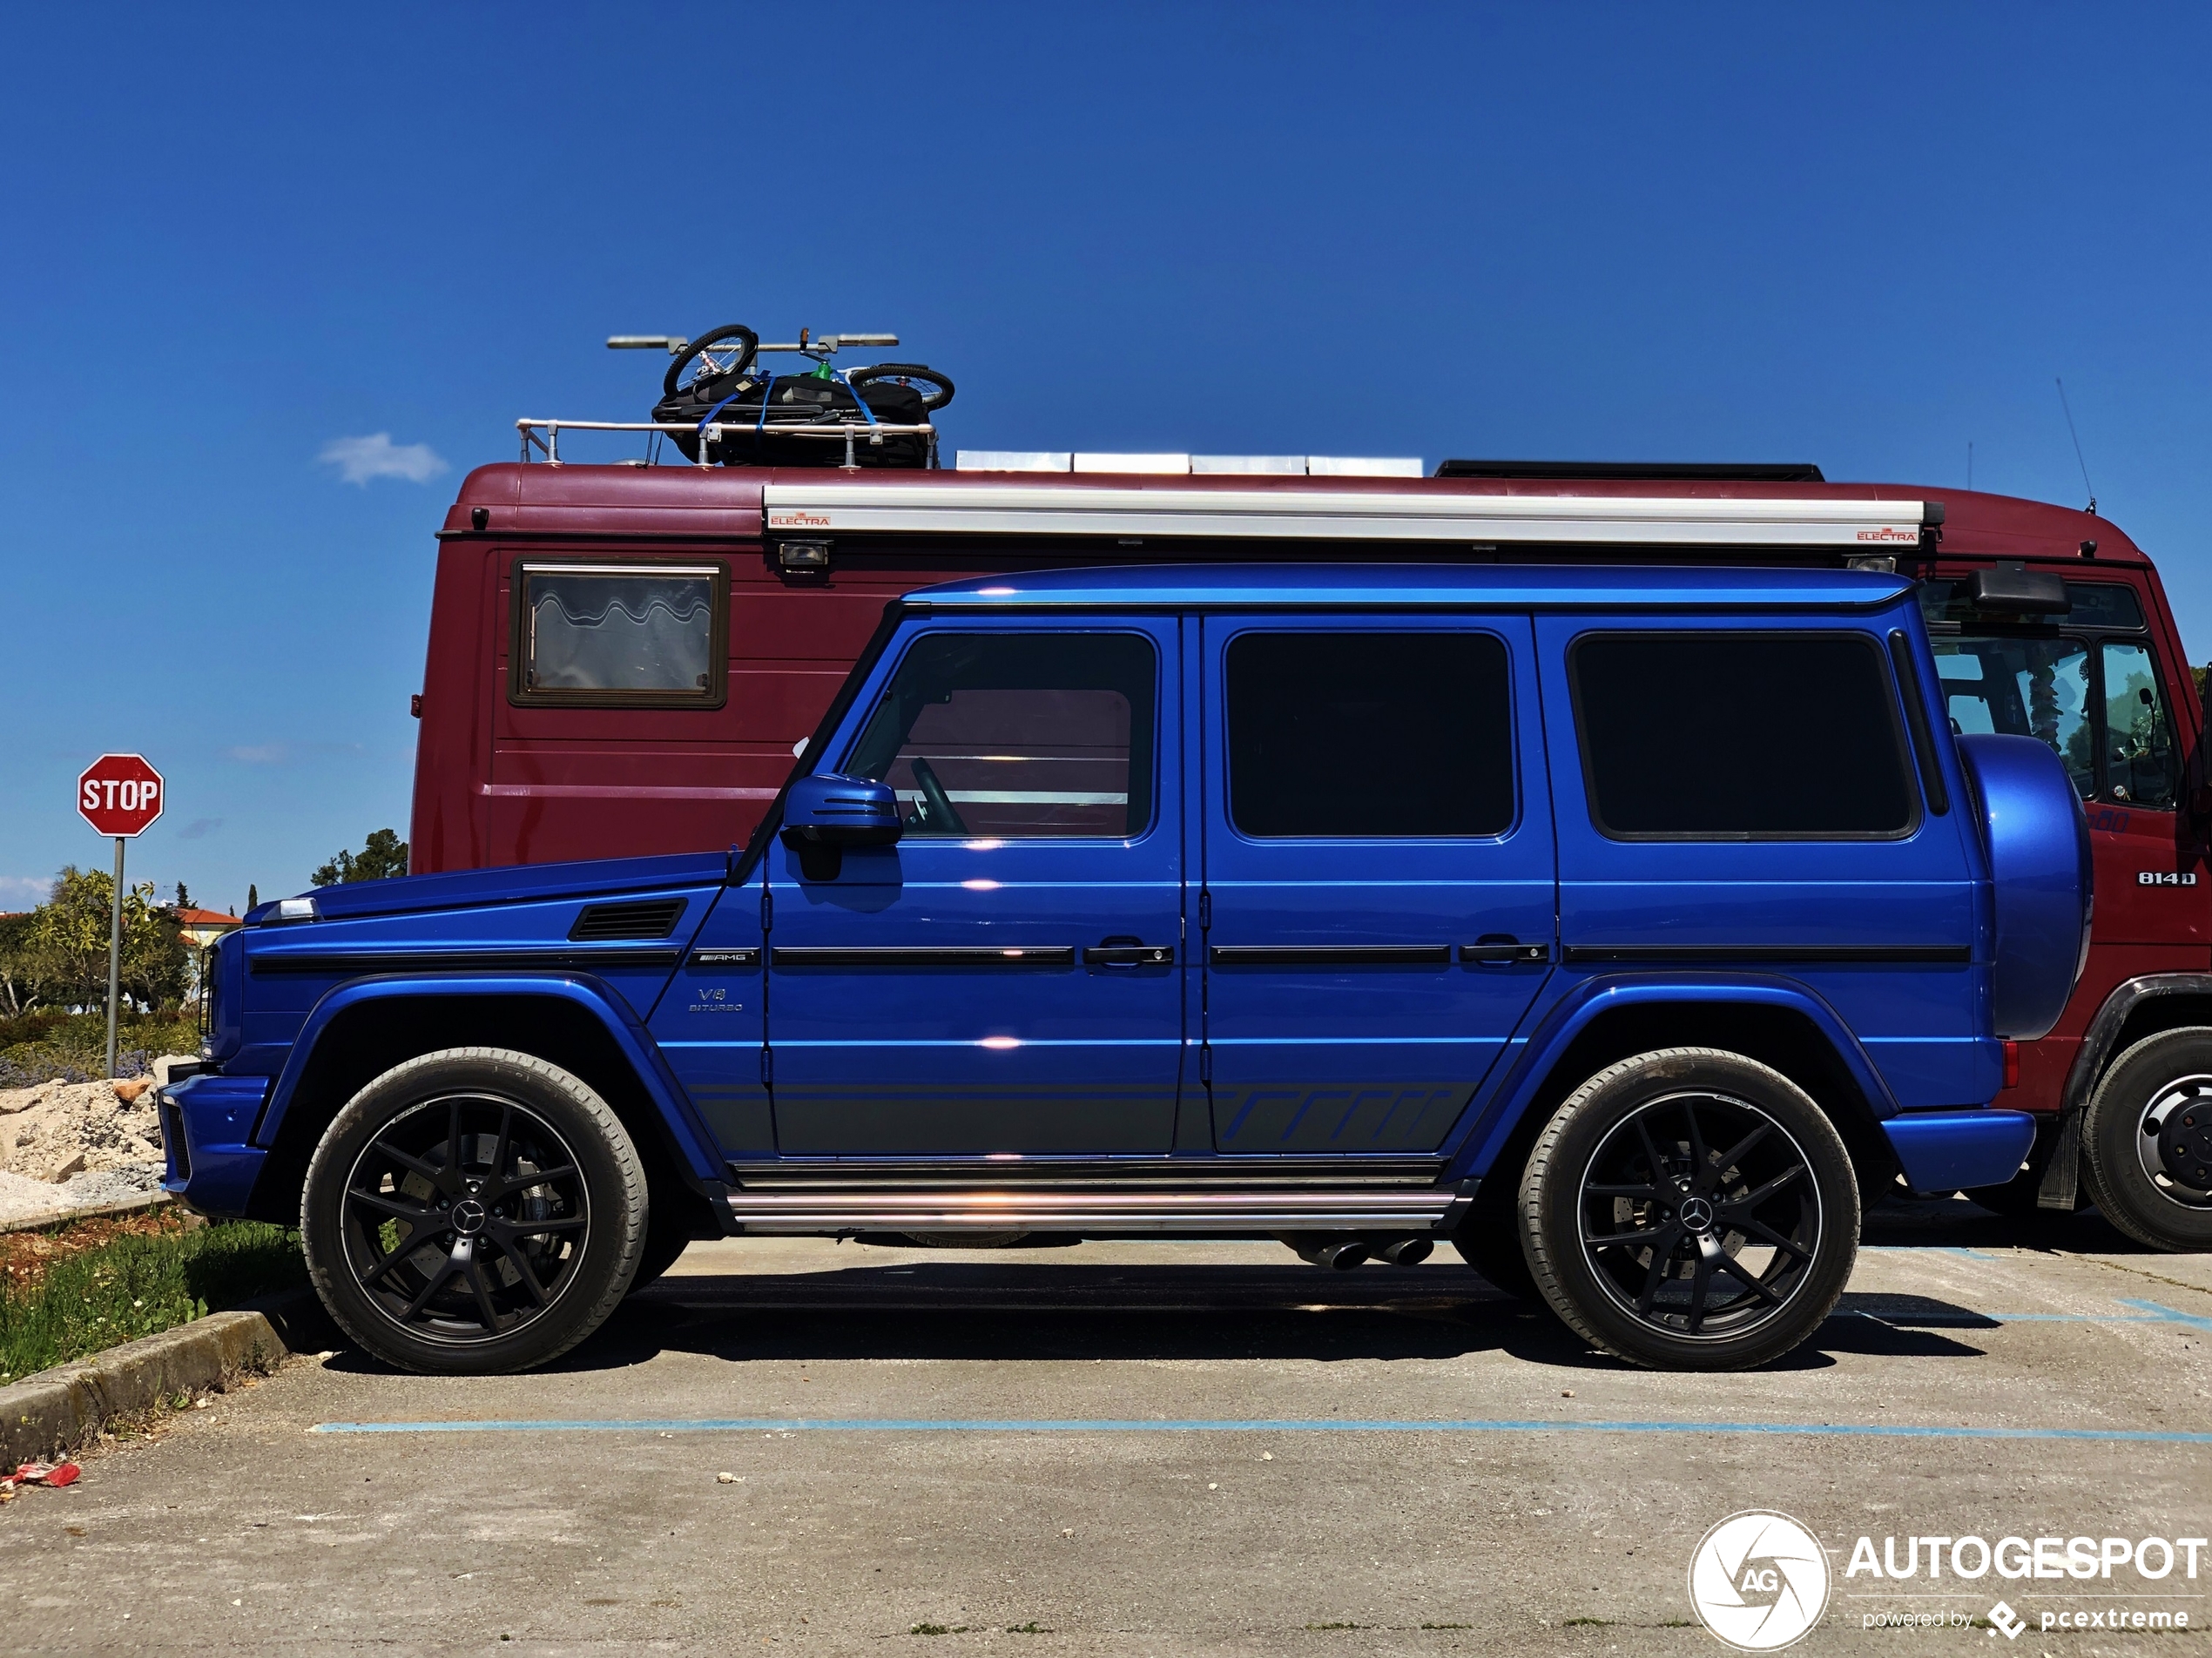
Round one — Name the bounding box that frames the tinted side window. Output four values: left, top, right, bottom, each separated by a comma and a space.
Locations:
844, 632, 1156, 838
1572, 632, 1916, 838
1226, 631, 1514, 838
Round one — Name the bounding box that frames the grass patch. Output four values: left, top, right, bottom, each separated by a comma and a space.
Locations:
1004, 1625, 1050, 1635
0, 1217, 304, 1383
1562, 1617, 1615, 1627
1306, 1623, 1364, 1631
909, 1623, 970, 1635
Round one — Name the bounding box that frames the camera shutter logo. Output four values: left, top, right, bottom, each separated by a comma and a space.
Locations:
1689, 1511, 1832, 1650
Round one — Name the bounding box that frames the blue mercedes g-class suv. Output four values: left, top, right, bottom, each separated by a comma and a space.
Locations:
163, 565, 2090, 1374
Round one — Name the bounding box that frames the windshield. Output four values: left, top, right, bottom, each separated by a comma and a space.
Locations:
1931, 633, 2178, 810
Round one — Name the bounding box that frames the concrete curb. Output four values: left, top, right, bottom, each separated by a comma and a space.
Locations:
0, 1189, 173, 1236
0, 1290, 331, 1465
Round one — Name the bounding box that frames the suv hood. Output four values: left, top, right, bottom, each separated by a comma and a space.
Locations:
246, 850, 732, 927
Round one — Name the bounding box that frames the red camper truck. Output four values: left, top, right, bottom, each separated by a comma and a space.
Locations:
406, 439, 2209, 1252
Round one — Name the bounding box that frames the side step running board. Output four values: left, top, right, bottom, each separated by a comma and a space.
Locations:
724, 1187, 1471, 1236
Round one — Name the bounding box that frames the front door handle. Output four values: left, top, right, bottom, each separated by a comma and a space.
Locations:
1083, 940, 1175, 967
1460, 936, 1551, 964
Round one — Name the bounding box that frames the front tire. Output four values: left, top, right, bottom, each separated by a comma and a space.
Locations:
301, 1048, 649, 1373
1521, 1048, 1858, 1371
2080, 1028, 2212, 1251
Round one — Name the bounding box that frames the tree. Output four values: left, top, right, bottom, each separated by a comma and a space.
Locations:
2, 868, 188, 1014
0, 911, 42, 1016
174, 881, 192, 910
246, 884, 259, 911
312, 828, 409, 886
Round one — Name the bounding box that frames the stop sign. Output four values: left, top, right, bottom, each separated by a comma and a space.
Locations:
78, 753, 165, 837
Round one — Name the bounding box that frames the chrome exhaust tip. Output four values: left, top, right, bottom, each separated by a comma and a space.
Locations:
1372, 1235, 1433, 1268
1284, 1232, 1371, 1270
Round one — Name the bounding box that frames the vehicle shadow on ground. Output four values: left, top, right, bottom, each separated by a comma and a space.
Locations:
1860, 1190, 2143, 1252
321, 1199, 2079, 1379
543, 1257, 2001, 1375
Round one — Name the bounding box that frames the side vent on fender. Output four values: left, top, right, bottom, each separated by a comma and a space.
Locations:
568, 898, 688, 942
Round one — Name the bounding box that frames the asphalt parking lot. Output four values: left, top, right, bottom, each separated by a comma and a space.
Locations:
6, 1196, 2211, 1656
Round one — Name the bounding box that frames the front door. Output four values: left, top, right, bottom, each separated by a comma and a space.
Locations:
1197, 617, 1556, 1154
765, 618, 1186, 1155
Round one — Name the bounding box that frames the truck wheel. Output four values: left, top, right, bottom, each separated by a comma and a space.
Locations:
301, 1048, 649, 1373
2079, 1029, 2212, 1251
1521, 1048, 1858, 1372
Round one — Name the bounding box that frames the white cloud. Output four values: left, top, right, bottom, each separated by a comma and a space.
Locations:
0, 874, 50, 908
319, 432, 448, 486
226, 744, 289, 765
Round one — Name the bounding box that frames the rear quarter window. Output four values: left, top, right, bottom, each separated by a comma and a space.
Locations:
1569, 630, 1918, 839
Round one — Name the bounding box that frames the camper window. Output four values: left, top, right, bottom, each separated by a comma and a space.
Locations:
509, 562, 728, 708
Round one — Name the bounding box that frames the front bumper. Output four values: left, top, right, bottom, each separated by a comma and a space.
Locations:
1882, 1109, 2038, 1193
158, 1072, 271, 1217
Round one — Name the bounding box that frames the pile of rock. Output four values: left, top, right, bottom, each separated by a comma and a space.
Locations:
0, 1055, 196, 1227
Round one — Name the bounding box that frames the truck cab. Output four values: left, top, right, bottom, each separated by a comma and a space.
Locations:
166, 560, 2089, 1376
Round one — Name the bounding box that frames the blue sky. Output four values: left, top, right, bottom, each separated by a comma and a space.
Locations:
3, 4, 2209, 914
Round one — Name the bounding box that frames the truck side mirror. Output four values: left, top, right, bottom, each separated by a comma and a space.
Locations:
779, 774, 900, 880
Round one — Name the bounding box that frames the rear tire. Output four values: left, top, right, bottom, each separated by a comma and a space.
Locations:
1521, 1048, 1858, 1372
301, 1048, 648, 1374
1451, 1184, 1537, 1299
628, 1209, 695, 1290
2080, 1028, 2212, 1252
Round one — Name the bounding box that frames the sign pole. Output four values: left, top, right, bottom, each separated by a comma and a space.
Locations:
76, 753, 165, 1078
106, 835, 125, 1078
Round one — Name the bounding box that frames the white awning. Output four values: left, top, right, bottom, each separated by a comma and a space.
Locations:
762, 482, 1933, 548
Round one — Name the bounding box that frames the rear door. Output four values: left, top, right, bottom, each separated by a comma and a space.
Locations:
1197, 616, 1555, 1153
1540, 608, 1988, 1110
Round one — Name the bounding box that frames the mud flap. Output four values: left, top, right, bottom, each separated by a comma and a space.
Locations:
2036, 1110, 2082, 1210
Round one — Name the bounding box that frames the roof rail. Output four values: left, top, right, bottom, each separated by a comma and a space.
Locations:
1433, 460, 1826, 482
517, 417, 934, 469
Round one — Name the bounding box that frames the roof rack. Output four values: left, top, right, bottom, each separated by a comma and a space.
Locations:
516, 417, 936, 469
1433, 460, 1826, 482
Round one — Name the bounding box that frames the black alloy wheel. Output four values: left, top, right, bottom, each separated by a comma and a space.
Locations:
302, 1048, 648, 1373
2081, 1028, 2212, 1251
1523, 1048, 1859, 1370
340, 1093, 587, 1341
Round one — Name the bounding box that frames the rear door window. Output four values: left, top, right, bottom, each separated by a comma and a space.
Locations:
1570, 632, 1917, 839
1224, 630, 1514, 838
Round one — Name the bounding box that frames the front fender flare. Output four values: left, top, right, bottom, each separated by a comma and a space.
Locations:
1443, 972, 1908, 1183
252, 973, 728, 1187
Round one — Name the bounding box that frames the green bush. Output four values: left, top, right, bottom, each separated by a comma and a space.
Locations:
0, 1009, 200, 1087
0, 1221, 306, 1384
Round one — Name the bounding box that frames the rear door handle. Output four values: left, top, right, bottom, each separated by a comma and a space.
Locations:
1083, 941, 1175, 967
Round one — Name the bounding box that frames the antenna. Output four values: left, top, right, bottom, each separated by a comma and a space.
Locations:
2055, 377, 2096, 514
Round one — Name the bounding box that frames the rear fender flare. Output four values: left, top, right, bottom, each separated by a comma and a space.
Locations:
253, 974, 728, 1186
1442, 972, 1905, 1183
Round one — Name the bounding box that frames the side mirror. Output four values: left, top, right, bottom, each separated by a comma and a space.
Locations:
780, 774, 900, 880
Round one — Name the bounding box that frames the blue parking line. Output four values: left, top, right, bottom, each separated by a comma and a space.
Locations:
2115, 1298, 2212, 1330
309, 1417, 2212, 1443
